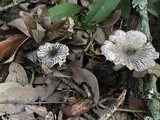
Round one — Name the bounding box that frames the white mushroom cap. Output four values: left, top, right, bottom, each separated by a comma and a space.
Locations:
37, 42, 69, 68
101, 30, 159, 71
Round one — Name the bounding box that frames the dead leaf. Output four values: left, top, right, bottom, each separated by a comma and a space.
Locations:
5, 62, 28, 85
42, 63, 71, 78
68, 33, 87, 45
0, 82, 23, 93
45, 17, 73, 42
129, 98, 149, 120
25, 105, 47, 117
0, 84, 46, 116
80, 0, 90, 7
108, 111, 128, 120
19, 11, 37, 37
36, 5, 51, 29
40, 78, 61, 101
0, 27, 21, 35
61, 99, 92, 117
101, 10, 121, 28
3, 36, 29, 64
0, 34, 27, 62
93, 27, 105, 45
71, 67, 100, 104
8, 111, 36, 120
8, 18, 31, 37
44, 111, 54, 120
32, 23, 46, 43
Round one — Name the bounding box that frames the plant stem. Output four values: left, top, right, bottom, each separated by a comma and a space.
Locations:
132, 0, 152, 42
132, 0, 160, 119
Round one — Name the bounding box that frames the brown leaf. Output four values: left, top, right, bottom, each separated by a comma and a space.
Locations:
0, 84, 46, 115
0, 27, 21, 35
5, 62, 28, 85
32, 23, 46, 43
108, 111, 128, 120
61, 99, 92, 117
19, 11, 37, 37
8, 111, 36, 120
25, 105, 47, 117
0, 34, 27, 62
129, 98, 149, 120
45, 17, 73, 41
68, 33, 87, 45
37, 5, 51, 29
93, 27, 105, 45
40, 78, 61, 101
71, 67, 100, 104
101, 10, 121, 28
3, 36, 29, 64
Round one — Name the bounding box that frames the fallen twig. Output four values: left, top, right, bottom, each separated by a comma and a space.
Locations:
98, 89, 126, 120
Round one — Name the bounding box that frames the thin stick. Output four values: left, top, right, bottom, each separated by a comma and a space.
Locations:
98, 90, 127, 120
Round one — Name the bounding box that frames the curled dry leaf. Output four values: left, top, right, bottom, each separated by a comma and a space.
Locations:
45, 17, 73, 41
61, 99, 92, 117
71, 67, 100, 104
93, 27, 105, 45
68, 33, 87, 45
19, 11, 37, 37
36, 5, 51, 29
0, 34, 27, 62
5, 62, 28, 85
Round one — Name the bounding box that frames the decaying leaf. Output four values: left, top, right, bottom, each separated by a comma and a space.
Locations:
0, 27, 21, 35
0, 84, 46, 116
0, 34, 27, 62
8, 111, 36, 120
45, 17, 74, 42
19, 11, 37, 36
5, 62, 28, 85
32, 23, 46, 43
71, 67, 100, 104
36, 5, 51, 29
67, 33, 87, 45
108, 111, 128, 120
25, 105, 47, 117
0, 82, 22, 94
3, 36, 29, 64
101, 10, 121, 28
61, 99, 92, 117
8, 18, 31, 37
129, 98, 149, 120
42, 63, 71, 78
93, 27, 105, 45
40, 78, 61, 101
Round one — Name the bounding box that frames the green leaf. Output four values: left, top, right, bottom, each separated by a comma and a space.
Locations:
148, 0, 159, 17
84, 0, 121, 27
48, 3, 82, 22
117, 0, 131, 19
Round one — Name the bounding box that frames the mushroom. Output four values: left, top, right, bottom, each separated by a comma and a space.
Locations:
101, 30, 159, 71
37, 42, 69, 68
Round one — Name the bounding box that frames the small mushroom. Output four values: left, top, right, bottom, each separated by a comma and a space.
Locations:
37, 42, 69, 68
